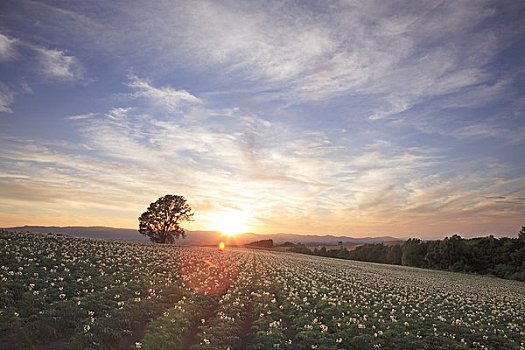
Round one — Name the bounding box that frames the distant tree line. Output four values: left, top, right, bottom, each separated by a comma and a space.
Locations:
288, 227, 525, 281
244, 239, 273, 248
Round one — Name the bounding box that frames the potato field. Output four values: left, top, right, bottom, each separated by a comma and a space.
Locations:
1, 231, 524, 350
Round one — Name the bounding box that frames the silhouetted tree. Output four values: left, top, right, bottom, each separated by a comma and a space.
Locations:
138, 194, 193, 243
402, 238, 427, 267
425, 240, 446, 269
288, 244, 314, 255
386, 244, 402, 265
337, 247, 350, 259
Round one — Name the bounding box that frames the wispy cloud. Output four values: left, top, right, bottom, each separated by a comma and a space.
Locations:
106, 107, 131, 120
65, 112, 97, 121
85, 1, 513, 113
6, 1, 522, 117
0, 33, 17, 62
173, 1, 335, 83
451, 122, 525, 145
1, 31, 84, 81
0, 30, 84, 113
0, 83, 14, 113
34, 46, 83, 80
127, 76, 201, 112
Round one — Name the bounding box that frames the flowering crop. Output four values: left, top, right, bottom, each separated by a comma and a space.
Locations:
1, 231, 524, 350
1, 231, 183, 349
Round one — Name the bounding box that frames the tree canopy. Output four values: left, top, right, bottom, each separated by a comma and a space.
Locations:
289, 226, 525, 282
138, 194, 193, 243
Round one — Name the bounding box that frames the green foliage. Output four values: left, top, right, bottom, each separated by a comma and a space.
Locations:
401, 238, 427, 267
288, 244, 314, 255
138, 194, 193, 243
343, 243, 402, 265
141, 294, 213, 350
291, 226, 525, 282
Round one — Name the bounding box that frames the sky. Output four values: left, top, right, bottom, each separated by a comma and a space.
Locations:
0, 0, 524, 239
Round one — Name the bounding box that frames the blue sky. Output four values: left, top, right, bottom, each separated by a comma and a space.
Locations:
1, 0, 524, 238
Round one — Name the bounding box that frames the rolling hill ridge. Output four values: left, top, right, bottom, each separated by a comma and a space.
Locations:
3, 225, 401, 245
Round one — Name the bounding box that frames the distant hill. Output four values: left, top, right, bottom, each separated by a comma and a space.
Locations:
244, 239, 273, 248
2, 226, 149, 242
254, 233, 402, 245
1, 226, 215, 245
2, 225, 401, 246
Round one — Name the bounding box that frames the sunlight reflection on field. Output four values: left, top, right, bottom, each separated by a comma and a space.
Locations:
180, 248, 237, 295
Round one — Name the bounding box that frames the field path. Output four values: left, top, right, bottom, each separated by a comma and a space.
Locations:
179, 299, 220, 350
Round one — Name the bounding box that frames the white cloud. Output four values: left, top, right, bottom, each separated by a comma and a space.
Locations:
127, 76, 201, 112
175, 1, 335, 83
35, 47, 83, 80
0, 32, 83, 113
0, 31, 83, 80
106, 107, 131, 120
0, 33, 17, 62
66, 112, 97, 120
8, 1, 519, 116
452, 124, 506, 140
143, 0, 505, 112
451, 122, 525, 145
0, 84, 14, 113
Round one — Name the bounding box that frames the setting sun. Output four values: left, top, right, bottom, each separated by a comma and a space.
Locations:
217, 220, 247, 236
209, 210, 251, 236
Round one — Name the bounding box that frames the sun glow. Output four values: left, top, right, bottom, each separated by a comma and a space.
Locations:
209, 210, 251, 236
218, 220, 248, 236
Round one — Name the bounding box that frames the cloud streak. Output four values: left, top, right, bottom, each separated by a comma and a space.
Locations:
127, 76, 201, 112
73, 0, 516, 115
0, 33, 17, 62
0, 30, 84, 113
34, 46, 83, 80
0, 84, 14, 113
